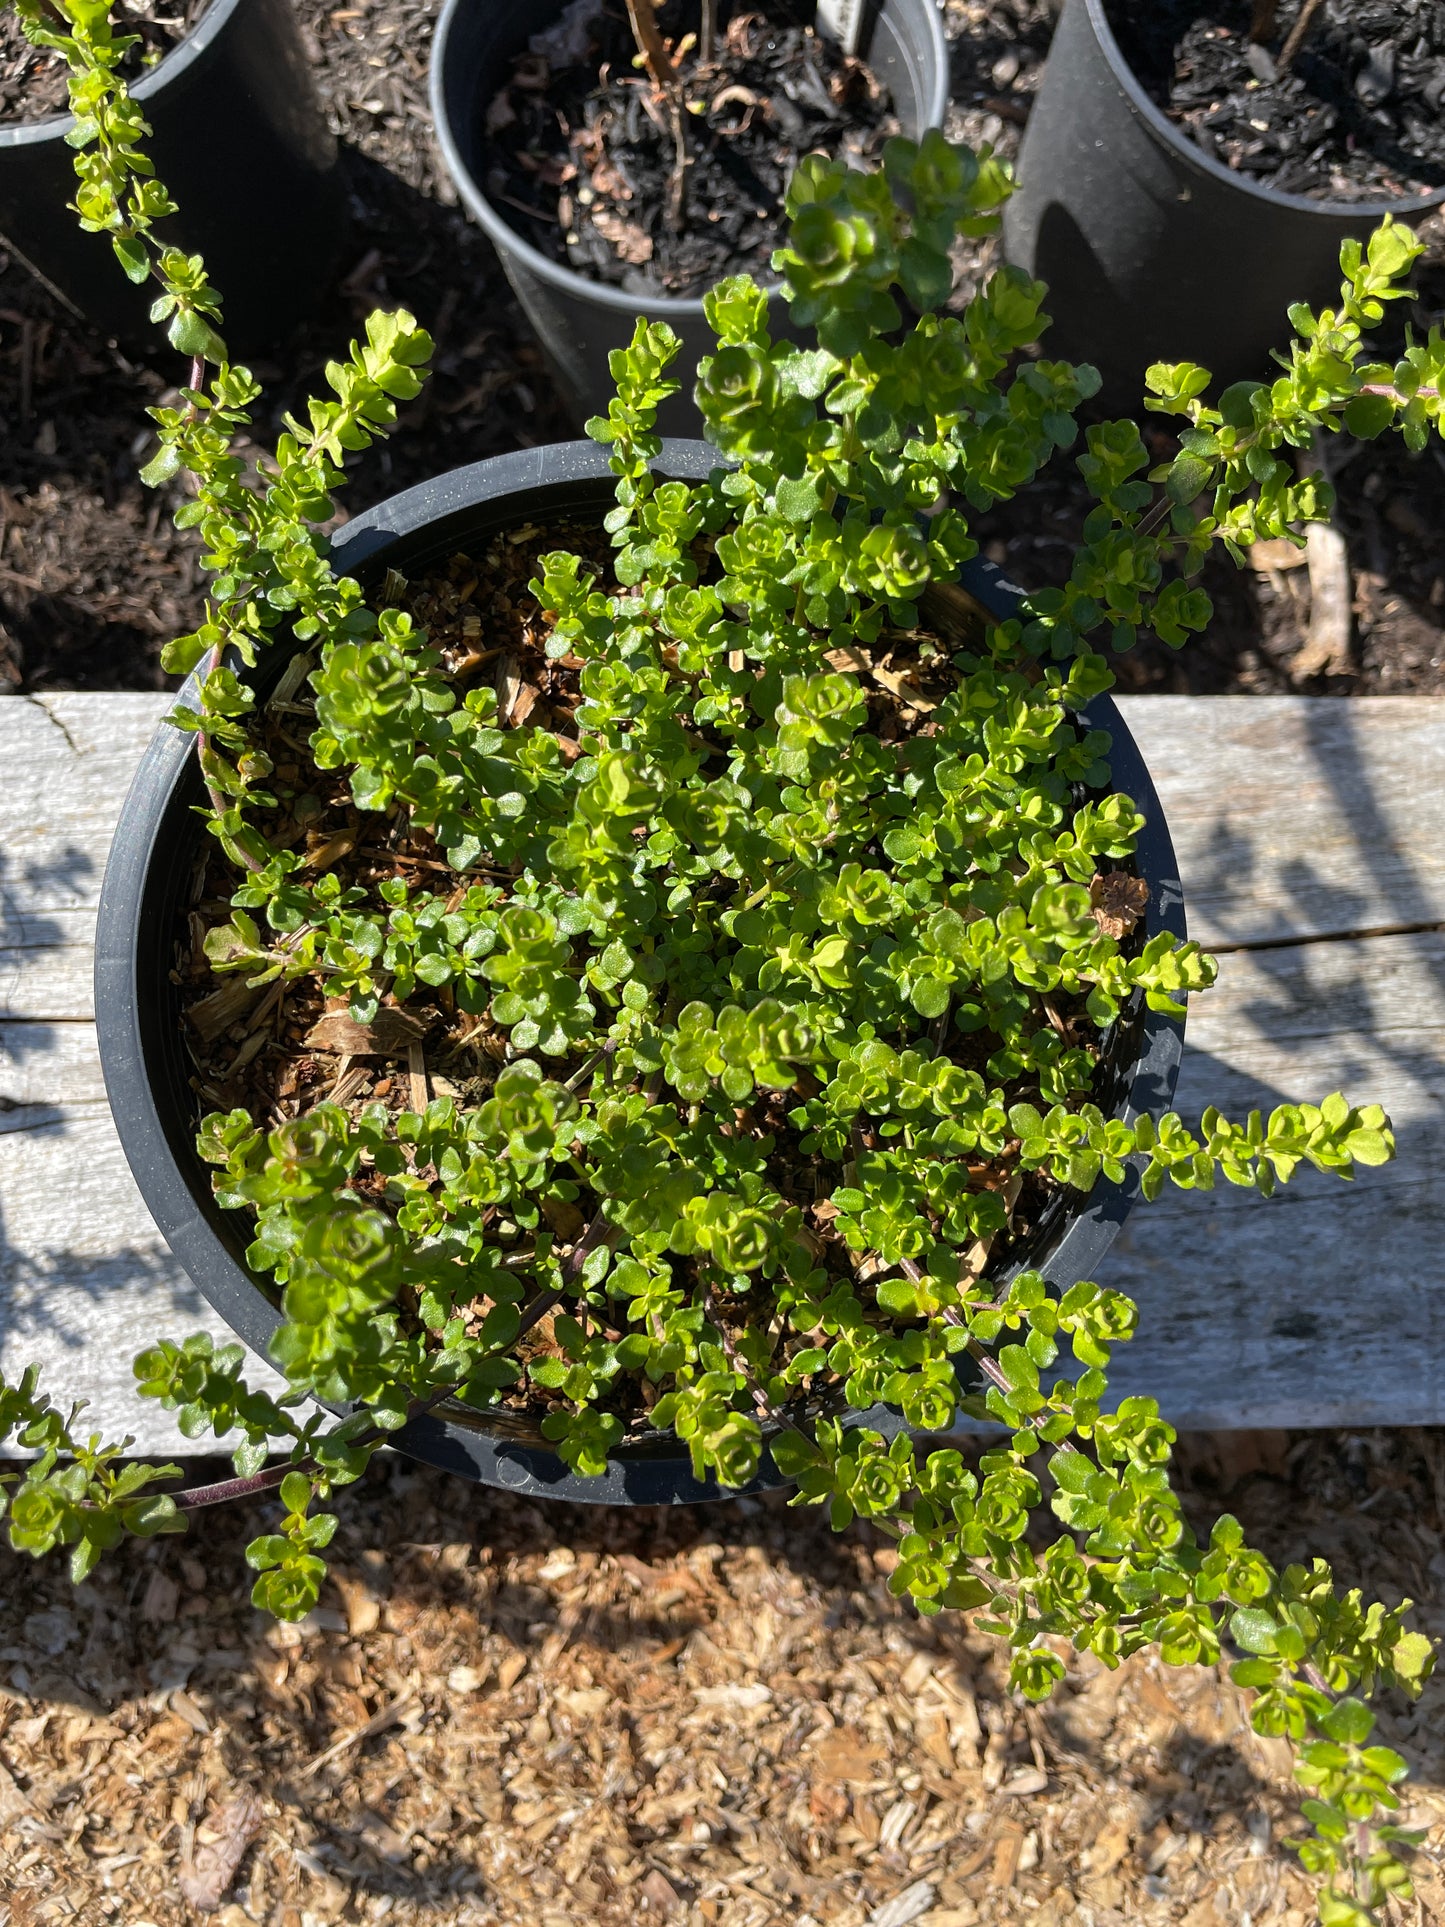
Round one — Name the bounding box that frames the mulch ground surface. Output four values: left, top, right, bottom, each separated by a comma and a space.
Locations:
1, 1430, 1444, 1925
1104, 0, 1445, 203
0, 0, 1442, 694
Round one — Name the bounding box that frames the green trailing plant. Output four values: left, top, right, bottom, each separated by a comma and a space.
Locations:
5, 6, 1444, 1920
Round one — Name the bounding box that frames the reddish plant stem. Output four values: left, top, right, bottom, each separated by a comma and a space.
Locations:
701, 1280, 780, 1425
172, 1463, 290, 1511
513, 1209, 621, 1342
170, 1374, 469, 1513
896, 1254, 1016, 1397
1360, 382, 1439, 402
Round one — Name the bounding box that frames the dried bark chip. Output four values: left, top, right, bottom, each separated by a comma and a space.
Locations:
807, 1728, 888, 1785
1082, 1817, 1131, 1876
1090, 871, 1150, 940
1000, 1765, 1048, 1796
868, 1880, 936, 1927
331, 1569, 382, 1637
824, 644, 871, 672
590, 208, 654, 265
870, 660, 938, 712
140, 1570, 179, 1626
186, 977, 267, 1045
990, 1820, 1025, 1887
509, 681, 541, 729
303, 1006, 429, 1058
175, 1788, 263, 1912
0, 1759, 32, 1824
638, 1869, 683, 1914
496, 649, 523, 724
1247, 537, 1309, 572
541, 1197, 586, 1240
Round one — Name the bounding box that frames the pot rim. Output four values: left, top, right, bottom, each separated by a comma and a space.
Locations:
0, 0, 242, 150
94, 438, 1185, 1506
428, 0, 951, 319
1081, 0, 1445, 221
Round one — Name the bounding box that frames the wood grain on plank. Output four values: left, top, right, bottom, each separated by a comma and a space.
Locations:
0, 1109, 287, 1452
1114, 696, 1445, 946
1107, 932, 1444, 1429
0, 695, 170, 1023
1, 693, 1443, 1445
1, 912, 107, 1021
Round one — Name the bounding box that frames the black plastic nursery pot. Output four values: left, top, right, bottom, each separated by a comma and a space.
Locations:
0, 0, 347, 354
95, 441, 1187, 1507
1001, 0, 1445, 407
430, 0, 950, 433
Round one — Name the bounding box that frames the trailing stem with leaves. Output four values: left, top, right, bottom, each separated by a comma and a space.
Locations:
6, 6, 1444, 1920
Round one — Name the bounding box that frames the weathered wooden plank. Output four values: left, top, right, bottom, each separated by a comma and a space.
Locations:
0, 694, 168, 903
0, 1109, 287, 1451
0, 695, 171, 1022
1108, 931, 1444, 1428
2, 693, 1443, 1448
3, 935, 1434, 1445
0, 1021, 108, 1111
1114, 696, 1445, 947
4, 695, 1444, 1003
0, 913, 104, 1021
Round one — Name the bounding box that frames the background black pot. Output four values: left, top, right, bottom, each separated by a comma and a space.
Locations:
1002, 0, 1445, 407
95, 441, 1186, 1507
0, 0, 347, 354
430, 0, 950, 433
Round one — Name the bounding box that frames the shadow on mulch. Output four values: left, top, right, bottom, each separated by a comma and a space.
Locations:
0, 1427, 1442, 1925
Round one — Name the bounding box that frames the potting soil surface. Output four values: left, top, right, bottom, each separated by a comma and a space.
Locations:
0, 0, 1441, 697
1104, 0, 1445, 203
482, 0, 896, 298
0, 0, 212, 125
1, 1430, 1443, 1924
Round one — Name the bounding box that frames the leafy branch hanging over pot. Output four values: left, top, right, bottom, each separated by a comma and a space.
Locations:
6, 5, 1445, 1920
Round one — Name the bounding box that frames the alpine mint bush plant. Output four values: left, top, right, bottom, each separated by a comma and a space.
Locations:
5, 6, 1443, 1920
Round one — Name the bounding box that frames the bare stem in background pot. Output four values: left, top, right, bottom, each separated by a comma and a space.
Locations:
1277, 0, 1327, 73
623, 0, 689, 229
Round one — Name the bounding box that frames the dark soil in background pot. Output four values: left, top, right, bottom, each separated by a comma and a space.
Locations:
482, 0, 896, 297
1104, 0, 1445, 201
0, 0, 211, 125
1, 0, 1442, 697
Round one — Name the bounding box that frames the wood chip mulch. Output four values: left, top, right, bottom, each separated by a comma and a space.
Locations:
1, 1428, 1443, 1926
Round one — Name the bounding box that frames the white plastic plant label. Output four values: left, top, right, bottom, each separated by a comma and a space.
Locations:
815, 0, 864, 55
